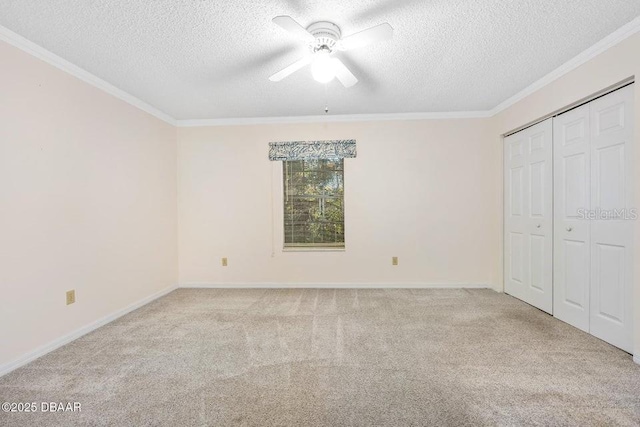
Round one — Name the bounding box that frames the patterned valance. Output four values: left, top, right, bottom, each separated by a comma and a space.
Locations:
268, 140, 357, 161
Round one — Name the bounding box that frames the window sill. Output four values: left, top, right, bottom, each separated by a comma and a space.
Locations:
283, 247, 346, 253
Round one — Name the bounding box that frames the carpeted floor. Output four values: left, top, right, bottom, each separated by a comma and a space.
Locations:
1, 288, 639, 426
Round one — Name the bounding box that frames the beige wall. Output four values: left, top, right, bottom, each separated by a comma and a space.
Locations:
489, 32, 640, 356
177, 119, 501, 288
0, 41, 178, 368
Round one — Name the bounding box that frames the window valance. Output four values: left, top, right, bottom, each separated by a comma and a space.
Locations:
268, 140, 357, 161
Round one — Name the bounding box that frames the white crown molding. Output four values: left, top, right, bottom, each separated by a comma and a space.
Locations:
176, 111, 492, 127
489, 15, 640, 116
0, 285, 177, 378
0, 25, 177, 126
180, 282, 492, 289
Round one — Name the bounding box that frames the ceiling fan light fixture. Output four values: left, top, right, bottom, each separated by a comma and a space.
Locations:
310, 50, 336, 83
270, 16, 393, 87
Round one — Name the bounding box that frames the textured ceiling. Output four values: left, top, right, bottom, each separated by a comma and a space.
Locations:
1, 0, 639, 120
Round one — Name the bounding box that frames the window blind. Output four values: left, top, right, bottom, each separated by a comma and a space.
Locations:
283, 159, 345, 248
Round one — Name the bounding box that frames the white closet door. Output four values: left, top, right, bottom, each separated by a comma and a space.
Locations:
553, 104, 591, 331
589, 85, 634, 353
504, 119, 553, 313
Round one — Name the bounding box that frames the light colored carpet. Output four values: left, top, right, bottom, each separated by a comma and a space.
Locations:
1, 288, 639, 426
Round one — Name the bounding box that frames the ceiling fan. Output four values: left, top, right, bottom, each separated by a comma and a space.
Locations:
269, 16, 393, 88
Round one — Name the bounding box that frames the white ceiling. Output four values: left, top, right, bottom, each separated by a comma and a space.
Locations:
1, 0, 639, 120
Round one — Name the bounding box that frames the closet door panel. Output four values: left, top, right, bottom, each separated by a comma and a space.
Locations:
505, 133, 529, 302
505, 119, 553, 313
589, 85, 634, 353
526, 122, 553, 313
553, 105, 591, 331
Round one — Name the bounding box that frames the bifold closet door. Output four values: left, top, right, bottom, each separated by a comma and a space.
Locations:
589, 86, 634, 353
553, 104, 591, 332
553, 84, 634, 353
504, 119, 553, 314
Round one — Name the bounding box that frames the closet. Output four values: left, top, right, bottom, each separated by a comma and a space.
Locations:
504, 84, 634, 353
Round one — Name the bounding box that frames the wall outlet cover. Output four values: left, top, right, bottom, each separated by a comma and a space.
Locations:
66, 290, 76, 305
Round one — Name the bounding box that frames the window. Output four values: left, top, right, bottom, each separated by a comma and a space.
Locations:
270, 139, 355, 249
283, 159, 344, 249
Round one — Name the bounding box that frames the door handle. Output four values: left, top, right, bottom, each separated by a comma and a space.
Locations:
536, 224, 541, 228
566, 227, 573, 232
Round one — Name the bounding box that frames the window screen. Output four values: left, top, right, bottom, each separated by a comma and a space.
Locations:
283, 159, 345, 248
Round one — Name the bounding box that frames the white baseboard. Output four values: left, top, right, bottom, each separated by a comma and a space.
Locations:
634, 355, 640, 365
180, 283, 491, 289
0, 284, 177, 378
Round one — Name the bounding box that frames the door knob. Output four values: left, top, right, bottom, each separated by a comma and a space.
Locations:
536, 224, 541, 228
566, 227, 573, 232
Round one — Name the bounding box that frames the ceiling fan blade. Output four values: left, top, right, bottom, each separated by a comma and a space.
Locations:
272, 16, 315, 43
338, 22, 393, 51
333, 58, 358, 88
269, 56, 312, 82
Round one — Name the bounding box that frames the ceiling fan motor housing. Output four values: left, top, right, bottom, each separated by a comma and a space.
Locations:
306, 21, 341, 52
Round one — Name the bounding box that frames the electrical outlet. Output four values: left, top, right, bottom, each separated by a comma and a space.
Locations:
222, 257, 228, 267
392, 256, 398, 266
66, 290, 76, 305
